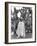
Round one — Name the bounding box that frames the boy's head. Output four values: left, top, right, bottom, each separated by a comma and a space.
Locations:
20, 17, 23, 21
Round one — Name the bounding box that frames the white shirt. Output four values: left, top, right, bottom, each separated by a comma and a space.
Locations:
16, 21, 25, 37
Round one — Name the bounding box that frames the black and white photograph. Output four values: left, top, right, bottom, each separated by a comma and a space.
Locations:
5, 2, 36, 44
11, 6, 32, 39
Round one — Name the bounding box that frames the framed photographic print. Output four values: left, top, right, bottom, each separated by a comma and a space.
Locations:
5, 2, 36, 44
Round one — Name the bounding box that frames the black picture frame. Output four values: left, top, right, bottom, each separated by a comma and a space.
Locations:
5, 2, 36, 44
